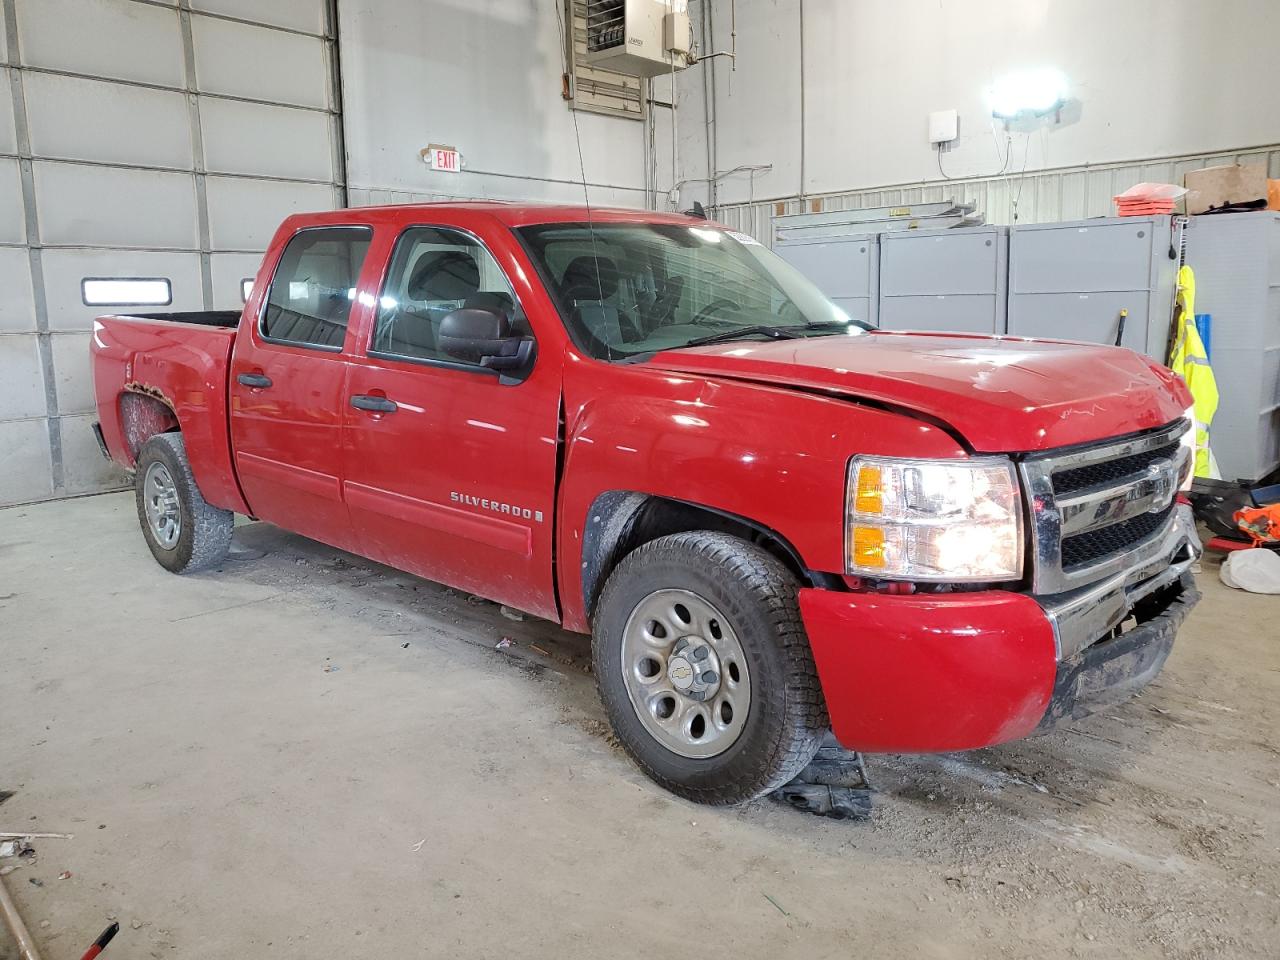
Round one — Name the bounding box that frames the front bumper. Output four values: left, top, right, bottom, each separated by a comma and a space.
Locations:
798, 538, 1200, 754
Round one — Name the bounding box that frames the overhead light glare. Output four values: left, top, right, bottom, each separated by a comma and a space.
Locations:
989, 68, 1069, 120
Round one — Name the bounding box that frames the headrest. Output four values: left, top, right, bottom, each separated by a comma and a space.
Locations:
561, 255, 619, 302
407, 250, 481, 301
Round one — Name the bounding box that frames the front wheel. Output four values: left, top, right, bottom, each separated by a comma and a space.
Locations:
134, 433, 233, 574
592, 531, 828, 805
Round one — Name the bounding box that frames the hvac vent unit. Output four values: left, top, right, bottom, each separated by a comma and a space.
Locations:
585, 0, 690, 78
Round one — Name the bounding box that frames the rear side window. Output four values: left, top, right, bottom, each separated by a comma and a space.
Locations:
261, 227, 372, 349
370, 227, 528, 366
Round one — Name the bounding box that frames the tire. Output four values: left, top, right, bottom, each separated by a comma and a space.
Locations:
134, 432, 233, 574
593, 531, 828, 805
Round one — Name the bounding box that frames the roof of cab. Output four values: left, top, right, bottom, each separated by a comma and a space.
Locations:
283, 201, 711, 230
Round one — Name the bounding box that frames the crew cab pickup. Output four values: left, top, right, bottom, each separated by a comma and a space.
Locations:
91, 203, 1201, 806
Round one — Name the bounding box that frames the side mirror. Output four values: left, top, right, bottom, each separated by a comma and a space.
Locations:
438, 308, 534, 384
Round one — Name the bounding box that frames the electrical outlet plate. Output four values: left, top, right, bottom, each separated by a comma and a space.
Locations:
929, 109, 959, 145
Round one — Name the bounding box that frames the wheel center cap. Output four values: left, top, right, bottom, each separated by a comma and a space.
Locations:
668, 637, 722, 701
668, 655, 696, 691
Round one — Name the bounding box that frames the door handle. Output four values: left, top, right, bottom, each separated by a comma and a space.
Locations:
237, 372, 272, 389
351, 394, 398, 414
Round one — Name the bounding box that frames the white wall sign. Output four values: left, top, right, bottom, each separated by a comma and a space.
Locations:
423, 145, 460, 173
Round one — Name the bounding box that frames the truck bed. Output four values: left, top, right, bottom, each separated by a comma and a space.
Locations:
117, 310, 242, 328
92, 311, 248, 515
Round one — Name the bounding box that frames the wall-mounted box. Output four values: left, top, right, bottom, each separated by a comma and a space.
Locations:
1183, 211, 1280, 482
774, 233, 879, 328
878, 225, 1007, 335
584, 0, 689, 78
1007, 215, 1182, 360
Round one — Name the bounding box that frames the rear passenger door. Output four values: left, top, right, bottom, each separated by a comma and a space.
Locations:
342, 225, 563, 619
230, 226, 373, 553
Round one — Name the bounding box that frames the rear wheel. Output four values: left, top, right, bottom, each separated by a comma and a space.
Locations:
593, 531, 828, 805
134, 433, 233, 574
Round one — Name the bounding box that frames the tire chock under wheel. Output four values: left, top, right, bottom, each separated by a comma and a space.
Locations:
772, 736, 873, 820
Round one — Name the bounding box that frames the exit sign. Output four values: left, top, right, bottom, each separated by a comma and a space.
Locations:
427, 145, 460, 173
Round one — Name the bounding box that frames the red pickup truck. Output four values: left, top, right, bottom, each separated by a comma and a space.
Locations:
91, 203, 1201, 807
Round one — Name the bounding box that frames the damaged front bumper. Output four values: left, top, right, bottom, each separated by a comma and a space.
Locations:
797, 505, 1201, 754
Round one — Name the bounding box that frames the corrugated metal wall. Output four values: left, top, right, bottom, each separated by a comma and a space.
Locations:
0, 0, 344, 506
713, 144, 1280, 245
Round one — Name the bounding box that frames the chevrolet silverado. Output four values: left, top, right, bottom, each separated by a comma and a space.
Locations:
90, 203, 1201, 806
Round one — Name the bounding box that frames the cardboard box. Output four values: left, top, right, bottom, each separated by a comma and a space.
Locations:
1269, 179, 1280, 212
1184, 163, 1267, 214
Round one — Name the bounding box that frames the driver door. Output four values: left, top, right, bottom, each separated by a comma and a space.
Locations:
342, 225, 562, 620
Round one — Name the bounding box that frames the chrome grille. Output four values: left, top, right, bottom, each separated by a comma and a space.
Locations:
1020, 419, 1191, 595
1051, 441, 1181, 497
1061, 504, 1174, 570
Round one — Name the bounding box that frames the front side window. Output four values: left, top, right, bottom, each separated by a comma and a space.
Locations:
261, 227, 372, 349
371, 227, 528, 366
516, 222, 868, 361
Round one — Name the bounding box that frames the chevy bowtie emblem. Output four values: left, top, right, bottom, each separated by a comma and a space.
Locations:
1146, 458, 1176, 512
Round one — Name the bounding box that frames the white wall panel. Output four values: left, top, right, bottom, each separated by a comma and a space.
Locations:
340, 0, 646, 207
210, 252, 266, 310
200, 98, 331, 180
192, 16, 328, 109
33, 162, 197, 249
680, 0, 1280, 207
24, 73, 193, 169
205, 176, 333, 250
17, 0, 185, 89
51, 332, 93, 414
190, 0, 324, 35
42, 249, 203, 331
0, 70, 16, 155
0, 334, 47, 420
61, 413, 128, 494
0, 420, 55, 504
0, 9, 8, 65
0, 247, 35, 332
0, 159, 24, 244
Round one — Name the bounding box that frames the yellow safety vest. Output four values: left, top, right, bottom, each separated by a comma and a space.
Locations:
1167, 265, 1219, 478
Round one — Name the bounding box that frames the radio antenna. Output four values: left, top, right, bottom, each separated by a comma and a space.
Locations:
555, 0, 612, 357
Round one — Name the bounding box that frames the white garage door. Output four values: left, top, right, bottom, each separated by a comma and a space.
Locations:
0, 0, 343, 506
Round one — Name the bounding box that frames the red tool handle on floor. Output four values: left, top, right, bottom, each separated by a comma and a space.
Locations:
79, 921, 119, 960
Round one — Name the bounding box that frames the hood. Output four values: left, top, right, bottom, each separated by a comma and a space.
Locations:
646, 331, 1190, 453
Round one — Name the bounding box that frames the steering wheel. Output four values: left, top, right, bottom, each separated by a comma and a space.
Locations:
691, 298, 742, 326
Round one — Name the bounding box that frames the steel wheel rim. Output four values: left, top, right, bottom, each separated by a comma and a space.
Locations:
620, 588, 751, 759
143, 461, 181, 549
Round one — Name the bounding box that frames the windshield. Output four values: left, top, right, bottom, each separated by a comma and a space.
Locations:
516, 222, 871, 361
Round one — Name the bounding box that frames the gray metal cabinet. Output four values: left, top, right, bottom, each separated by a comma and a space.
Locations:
878, 226, 1007, 334
1007, 216, 1183, 359
774, 234, 879, 328
1183, 212, 1280, 482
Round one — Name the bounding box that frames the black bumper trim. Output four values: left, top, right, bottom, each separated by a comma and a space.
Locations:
1036, 572, 1200, 732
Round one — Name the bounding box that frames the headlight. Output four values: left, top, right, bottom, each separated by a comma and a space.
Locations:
845, 457, 1023, 581
1177, 406, 1196, 491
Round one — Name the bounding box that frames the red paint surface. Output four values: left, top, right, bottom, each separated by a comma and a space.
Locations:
649, 333, 1191, 453
91, 317, 249, 514
90, 203, 1191, 751
798, 587, 1058, 752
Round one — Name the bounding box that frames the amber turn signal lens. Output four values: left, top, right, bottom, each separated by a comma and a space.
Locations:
850, 525, 885, 568
854, 464, 883, 514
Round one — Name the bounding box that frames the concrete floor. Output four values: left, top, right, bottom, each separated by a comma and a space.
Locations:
1, 492, 1277, 959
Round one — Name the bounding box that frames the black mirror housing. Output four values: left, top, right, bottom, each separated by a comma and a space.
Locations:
438, 307, 534, 384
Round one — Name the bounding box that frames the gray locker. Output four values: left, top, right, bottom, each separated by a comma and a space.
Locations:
1008, 216, 1182, 360
878, 226, 1008, 334
774, 233, 879, 328
1183, 212, 1280, 482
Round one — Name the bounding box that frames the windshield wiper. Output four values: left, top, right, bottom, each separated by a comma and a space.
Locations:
680, 325, 805, 348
